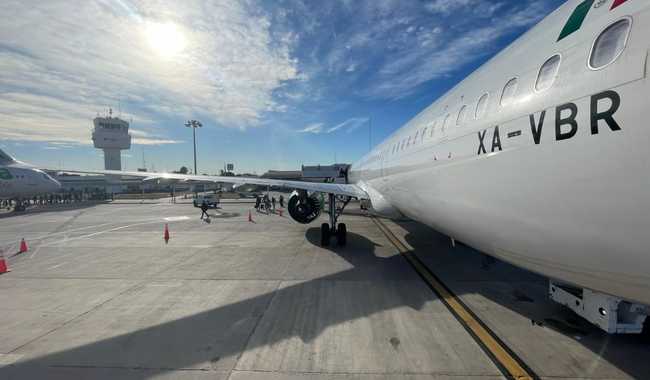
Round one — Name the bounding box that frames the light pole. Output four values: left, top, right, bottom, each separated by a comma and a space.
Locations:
184, 119, 202, 174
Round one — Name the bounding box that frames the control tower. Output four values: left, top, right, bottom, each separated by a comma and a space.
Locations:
92, 109, 131, 170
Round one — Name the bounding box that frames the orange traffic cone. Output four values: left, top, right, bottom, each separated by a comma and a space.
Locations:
248, 210, 253, 222
164, 224, 170, 244
0, 254, 9, 274
18, 238, 28, 254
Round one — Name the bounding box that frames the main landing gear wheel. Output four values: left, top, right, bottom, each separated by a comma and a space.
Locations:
336, 223, 347, 246
319, 193, 350, 247
321, 223, 331, 246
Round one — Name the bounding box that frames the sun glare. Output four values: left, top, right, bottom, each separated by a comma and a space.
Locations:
145, 21, 186, 59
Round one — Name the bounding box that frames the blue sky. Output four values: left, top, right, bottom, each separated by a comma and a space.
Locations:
0, 0, 564, 174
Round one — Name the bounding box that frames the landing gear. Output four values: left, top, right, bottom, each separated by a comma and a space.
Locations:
320, 193, 350, 247
336, 223, 347, 246
321, 223, 331, 246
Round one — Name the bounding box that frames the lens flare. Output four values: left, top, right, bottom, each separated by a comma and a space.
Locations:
145, 21, 186, 59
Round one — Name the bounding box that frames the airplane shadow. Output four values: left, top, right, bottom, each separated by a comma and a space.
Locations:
3, 216, 647, 379
0, 202, 106, 219
392, 219, 650, 379
0, 228, 433, 379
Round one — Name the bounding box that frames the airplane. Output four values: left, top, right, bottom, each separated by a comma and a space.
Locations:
0, 148, 61, 210
54, 0, 649, 334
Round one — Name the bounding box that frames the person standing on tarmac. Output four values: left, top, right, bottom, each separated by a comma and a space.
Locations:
255, 195, 261, 211
264, 194, 271, 214
200, 200, 209, 220
271, 196, 276, 212
279, 194, 284, 208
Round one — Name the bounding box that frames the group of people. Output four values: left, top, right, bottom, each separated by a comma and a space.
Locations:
254, 193, 284, 213
198, 192, 286, 220
4, 190, 114, 211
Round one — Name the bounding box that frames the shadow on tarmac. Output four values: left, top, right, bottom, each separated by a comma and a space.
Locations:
2, 216, 648, 379
0, 202, 107, 219
1, 228, 431, 379
393, 219, 650, 379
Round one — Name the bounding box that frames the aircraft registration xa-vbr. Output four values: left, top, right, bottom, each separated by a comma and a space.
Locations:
58, 0, 650, 333
0, 149, 61, 208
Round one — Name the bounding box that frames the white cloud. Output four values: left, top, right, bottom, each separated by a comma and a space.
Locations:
298, 118, 368, 135
132, 137, 183, 145
129, 128, 182, 145
363, 1, 551, 99
298, 123, 324, 134
281, 0, 549, 101
424, 0, 477, 14
0, 0, 300, 144
326, 118, 369, 134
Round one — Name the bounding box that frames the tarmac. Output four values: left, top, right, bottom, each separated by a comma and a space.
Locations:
0, 199, 648, 379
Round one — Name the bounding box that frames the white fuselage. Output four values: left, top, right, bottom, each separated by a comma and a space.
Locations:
349, 0, 650, 305
0, 159, 61, 199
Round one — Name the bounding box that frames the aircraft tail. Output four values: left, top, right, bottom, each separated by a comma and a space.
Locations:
0, 149, 16, 164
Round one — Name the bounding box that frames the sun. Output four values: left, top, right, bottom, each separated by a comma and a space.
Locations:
145, 21, 186, 59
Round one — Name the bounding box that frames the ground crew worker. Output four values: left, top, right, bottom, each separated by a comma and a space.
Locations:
279, 194, 284, 208
255, 195, 261, 210
272, 197, 276, 211
263, 194, 270, 213
200, 200, 209, 220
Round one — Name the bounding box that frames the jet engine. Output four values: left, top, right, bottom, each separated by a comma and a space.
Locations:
287, 190, 321, 224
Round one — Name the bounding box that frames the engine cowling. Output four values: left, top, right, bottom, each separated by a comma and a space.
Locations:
288, 191, 321, 224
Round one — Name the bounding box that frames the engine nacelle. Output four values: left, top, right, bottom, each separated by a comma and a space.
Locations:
288, 191, 321, 224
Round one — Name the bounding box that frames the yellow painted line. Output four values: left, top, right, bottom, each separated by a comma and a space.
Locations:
372, 217, 537, 380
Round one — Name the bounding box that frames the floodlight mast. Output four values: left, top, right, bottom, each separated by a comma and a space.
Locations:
184, 119, 202, 174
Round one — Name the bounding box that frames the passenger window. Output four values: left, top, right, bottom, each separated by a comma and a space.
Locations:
590, 18, 631, 69
475, 93, 489, 119
457, 105, 467, 126
536, 54, 561, 92
500, 78, 518, 107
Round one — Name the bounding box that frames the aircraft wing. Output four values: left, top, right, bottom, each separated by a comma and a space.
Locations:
53, 169, 368, 199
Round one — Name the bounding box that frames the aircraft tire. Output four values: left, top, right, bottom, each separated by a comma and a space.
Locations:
337, 223, 347, 246
321, 223, 330, 246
